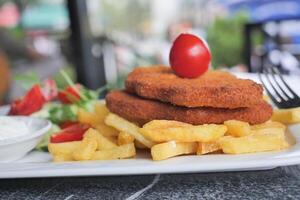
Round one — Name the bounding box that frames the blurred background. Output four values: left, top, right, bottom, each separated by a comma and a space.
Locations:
1, 0, 300, 104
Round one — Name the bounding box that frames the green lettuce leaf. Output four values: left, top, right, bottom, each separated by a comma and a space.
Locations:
48, 104, 78, 124
35, 124, 61, 152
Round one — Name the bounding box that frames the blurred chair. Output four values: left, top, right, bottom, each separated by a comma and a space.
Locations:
0, 52, 11, 105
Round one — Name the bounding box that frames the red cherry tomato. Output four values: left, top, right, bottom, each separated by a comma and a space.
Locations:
169, 33, 211, 78
58, 84, 81, 104
50, 123, 90, 143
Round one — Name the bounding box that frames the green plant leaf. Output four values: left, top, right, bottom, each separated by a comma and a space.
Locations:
206, 11, 250, 68
48, 104, 78, 124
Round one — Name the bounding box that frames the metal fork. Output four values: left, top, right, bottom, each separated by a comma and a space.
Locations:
258, 66, 300, 108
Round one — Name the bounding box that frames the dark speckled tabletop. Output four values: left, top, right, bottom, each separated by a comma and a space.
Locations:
1, 166, 300, 200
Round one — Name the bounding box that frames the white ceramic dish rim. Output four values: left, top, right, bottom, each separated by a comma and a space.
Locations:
0, 116, 51, 146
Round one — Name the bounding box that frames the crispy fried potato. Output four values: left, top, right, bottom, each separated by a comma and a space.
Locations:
271, 107, 300, 124
53, 154, 74, 162
72, 133, 98, 161
197, 142, 220, 155
250, 121, 287, 146
151, 141, 197, 161
144, 120, 190, 129
48, 141, 81, 155
108, 136, 118, 144
95, 123, 119, 137
251, 121, 286, 131
78, 102, 112, 127
218, 130, 288, 154
251, 127, 285, 135
140, 120, 227, 143
118, 132, 135, 146
94, 102, 110, 123
92, 143, 136, 160
135, 140, 148, 149
85, 128, 117, 150
78, 108, 101, 127
263, 95, 270, 102
224, 120, 251, 137
105, 113, 155, 148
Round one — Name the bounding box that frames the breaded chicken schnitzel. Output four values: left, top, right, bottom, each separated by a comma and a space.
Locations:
106, 91, 272, 125
126, 66, 263, 109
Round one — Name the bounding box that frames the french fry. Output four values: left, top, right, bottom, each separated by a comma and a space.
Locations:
218, 130, 288, 154
251, 121, 286, 131
118, 132, 135, 146
252, 127, 285, 135
143, 120, 190, 129
92, 143, 136, 160
151, 141, 197, 161
94, 102, 110, 123
271, 107, 300, 124
105, 113, 155, 148
250, 121, 288, 148
251, 125, 290, 149
85, 128, 117, 150
72, 132, 98, 161
263, 95, 270, 102
224, 120, 251, 137
95, 123, 119, 137
53, 154, 74, 162
108, 136, 118, 144
48, 141, 81, 155
197, 142, 220, 155
135, 140, 148, 149
140, 120, 227, 143
78, 108, 101, 127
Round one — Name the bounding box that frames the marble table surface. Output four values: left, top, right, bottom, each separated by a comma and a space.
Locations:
1, 166, 300, 200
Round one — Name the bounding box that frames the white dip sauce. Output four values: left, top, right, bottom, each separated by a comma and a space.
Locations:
0, 117, 30, 140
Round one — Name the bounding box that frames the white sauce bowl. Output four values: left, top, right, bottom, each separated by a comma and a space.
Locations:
0, 116, 51, 162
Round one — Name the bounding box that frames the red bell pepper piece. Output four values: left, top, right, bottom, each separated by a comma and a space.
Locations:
9, 84, 46, 115
50, 123, 90, 143
58, 84, 81, 104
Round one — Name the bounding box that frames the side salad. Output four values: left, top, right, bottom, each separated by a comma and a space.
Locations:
9, 71, 105, 151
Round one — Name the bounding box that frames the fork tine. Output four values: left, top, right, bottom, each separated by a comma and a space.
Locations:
271, 66, 299, 98
263, 68, 287, 102
267, 67, 291, 100
258, 72, 281, 105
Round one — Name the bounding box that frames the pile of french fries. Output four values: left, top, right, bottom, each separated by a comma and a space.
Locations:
48, 102, 299, 162
49, 102, 136, 162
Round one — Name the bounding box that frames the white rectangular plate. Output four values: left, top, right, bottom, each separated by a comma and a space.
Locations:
1, 73, 300, 179
0, 124, 298, 179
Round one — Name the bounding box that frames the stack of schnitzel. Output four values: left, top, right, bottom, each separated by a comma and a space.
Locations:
106, 66, 272, 125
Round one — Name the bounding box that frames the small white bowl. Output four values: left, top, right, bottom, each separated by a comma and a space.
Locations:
0, 116, 51, 162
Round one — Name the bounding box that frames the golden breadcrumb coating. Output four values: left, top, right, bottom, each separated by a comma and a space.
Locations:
106, 91, 272, 125
126, 66, 264, 109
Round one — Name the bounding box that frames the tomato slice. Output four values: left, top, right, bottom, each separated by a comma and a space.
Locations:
41, 79, 58, 101
9, 85, 46, 115
50, 123, 90, 143
59, 121, 79, 129
58, 84, 81, 104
